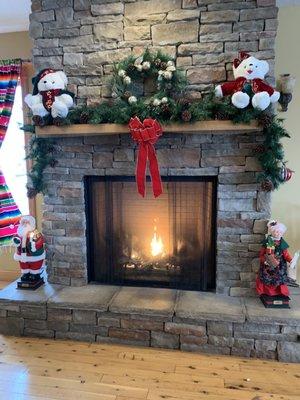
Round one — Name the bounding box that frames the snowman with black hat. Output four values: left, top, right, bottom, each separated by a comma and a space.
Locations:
25, 68, 75, 126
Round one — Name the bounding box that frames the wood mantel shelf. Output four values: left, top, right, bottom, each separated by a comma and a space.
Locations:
34, 120, 261, 138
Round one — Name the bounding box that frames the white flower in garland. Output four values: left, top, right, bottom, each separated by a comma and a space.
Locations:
136, 64, 143, 72
134, 56, 143, 66
123, 76, 131, 85
167, 60, 174, 67
142, 61, 151, 70
128, 95, 137, 104
166, 65, 176, 72
118, 69, 126, 77
163, 71, 173, 80
161, 97, 168, 104
153, 98, 161, 106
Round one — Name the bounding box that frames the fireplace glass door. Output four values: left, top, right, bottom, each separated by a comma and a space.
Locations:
86, 176, 216, 291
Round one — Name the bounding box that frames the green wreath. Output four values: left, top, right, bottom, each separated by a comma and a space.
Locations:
111, 49, 187, 107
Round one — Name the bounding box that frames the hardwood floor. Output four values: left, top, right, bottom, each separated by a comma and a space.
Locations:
0, 270, 19, 289
0, 335, 299, 400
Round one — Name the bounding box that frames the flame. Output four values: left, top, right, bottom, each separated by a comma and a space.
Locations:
151, 225, 164, 257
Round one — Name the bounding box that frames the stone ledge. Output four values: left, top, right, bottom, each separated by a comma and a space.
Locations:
47, 284, 120, 311
245, 295, 300, 326
1, 282, 300, 362
109, 286, 177, 317
0, 282, 62, 306
175, 291, 246, 323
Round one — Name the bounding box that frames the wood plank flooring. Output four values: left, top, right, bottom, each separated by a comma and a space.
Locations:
0, 335, 299, 400
0, 271, 19, 289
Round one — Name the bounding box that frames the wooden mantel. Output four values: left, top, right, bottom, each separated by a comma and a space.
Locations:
35, 120, 261, 138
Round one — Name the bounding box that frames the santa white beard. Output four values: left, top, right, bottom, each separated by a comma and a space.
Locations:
17, 224, 33, 238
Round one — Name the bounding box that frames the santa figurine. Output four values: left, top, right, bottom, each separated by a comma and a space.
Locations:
256, 220, 297, 308
12, 215, 45, 289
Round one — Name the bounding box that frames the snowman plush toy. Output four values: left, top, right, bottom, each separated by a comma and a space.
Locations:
215, 52, 280, 111
25, 68, 75, 125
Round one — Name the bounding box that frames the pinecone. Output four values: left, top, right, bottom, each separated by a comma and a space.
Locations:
261, 179, 274, 192
215, 110, 229, 120
127, 64, 135, 73
27, 187, 38, 199
253, 144, 265, 154
161, 103, 170, 115
53, 117, 65, 126
258, 112, 274, 128
123, 91, 131, 99
181, 110, 192, 122
154, 58, 161, 68
178, 98, 190, 110
79, 111, 89, 124
160, 61, 167, 70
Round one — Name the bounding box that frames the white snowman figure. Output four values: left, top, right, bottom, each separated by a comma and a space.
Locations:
25, 68, 75, 125
215, 52, 280, 111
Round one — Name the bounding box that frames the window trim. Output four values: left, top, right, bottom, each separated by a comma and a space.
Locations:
20, 62, 36, 219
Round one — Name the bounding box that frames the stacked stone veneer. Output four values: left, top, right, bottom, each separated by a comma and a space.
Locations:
0, 287, 299, 362
43, 130, 270, 294
30, 0, 278, 104
29, 0, 277, 292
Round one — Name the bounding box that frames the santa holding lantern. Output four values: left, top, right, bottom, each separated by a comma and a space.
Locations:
12, 215, 45, 287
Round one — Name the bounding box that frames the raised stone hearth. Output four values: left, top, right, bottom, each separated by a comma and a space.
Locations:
0, 282, 299, 362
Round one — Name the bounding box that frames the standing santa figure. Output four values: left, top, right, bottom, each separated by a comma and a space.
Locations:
12, 215, 45, 289
256, 220, 297, 308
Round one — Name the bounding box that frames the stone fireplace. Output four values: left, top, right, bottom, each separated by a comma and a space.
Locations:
2, 0, 300, 363
30, 0, 277, 295
42, 128, 269, 296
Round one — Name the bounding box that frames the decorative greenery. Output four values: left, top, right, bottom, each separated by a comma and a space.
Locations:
23, 49, 291, 196
23, 128, 57, 198
111, 49, 186, 105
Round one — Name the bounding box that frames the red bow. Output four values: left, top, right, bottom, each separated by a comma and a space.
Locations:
129, 116, 163, 198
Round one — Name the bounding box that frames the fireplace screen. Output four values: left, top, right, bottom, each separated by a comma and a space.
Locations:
85, 176, 216, 291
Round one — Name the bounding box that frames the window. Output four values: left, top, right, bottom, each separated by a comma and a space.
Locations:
0, 85, 29, 215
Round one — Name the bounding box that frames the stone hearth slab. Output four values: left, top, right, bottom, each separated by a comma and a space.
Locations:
0, 281, 62, 306
175, 291, 245, 323
109, 286, 177, 317
48, 285, 120, 311
245, 293, 300, 326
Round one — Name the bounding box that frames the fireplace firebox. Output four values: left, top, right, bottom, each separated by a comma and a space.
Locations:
85, 176, 217, 291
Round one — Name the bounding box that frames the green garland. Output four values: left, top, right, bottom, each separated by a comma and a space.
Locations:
25, 95, 290, 196
24, 49, 291, 196
24, 132, 57, 198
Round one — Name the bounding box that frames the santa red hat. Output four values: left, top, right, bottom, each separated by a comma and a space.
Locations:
31, 68, 56, 95
267, 220, 287, 236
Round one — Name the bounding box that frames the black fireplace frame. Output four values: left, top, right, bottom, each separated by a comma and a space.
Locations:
85, 175, 217, 291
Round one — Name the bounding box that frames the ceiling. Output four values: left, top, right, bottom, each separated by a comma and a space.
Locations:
0, 0, 299, 34
0, 0, 31, 33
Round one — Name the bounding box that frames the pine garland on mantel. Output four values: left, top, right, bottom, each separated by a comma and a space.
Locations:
23, 49, 291, 197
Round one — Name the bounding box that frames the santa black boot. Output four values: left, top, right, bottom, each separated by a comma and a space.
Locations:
21, 273, 30, 282
28, 273, 41, 283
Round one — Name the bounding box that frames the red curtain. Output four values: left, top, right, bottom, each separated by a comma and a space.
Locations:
0, 59, 22, 246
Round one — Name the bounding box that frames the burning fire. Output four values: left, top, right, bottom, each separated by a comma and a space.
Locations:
151, 223, 164, 257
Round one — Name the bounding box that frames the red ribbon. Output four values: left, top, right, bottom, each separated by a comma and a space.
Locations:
129, 116, 163, 198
